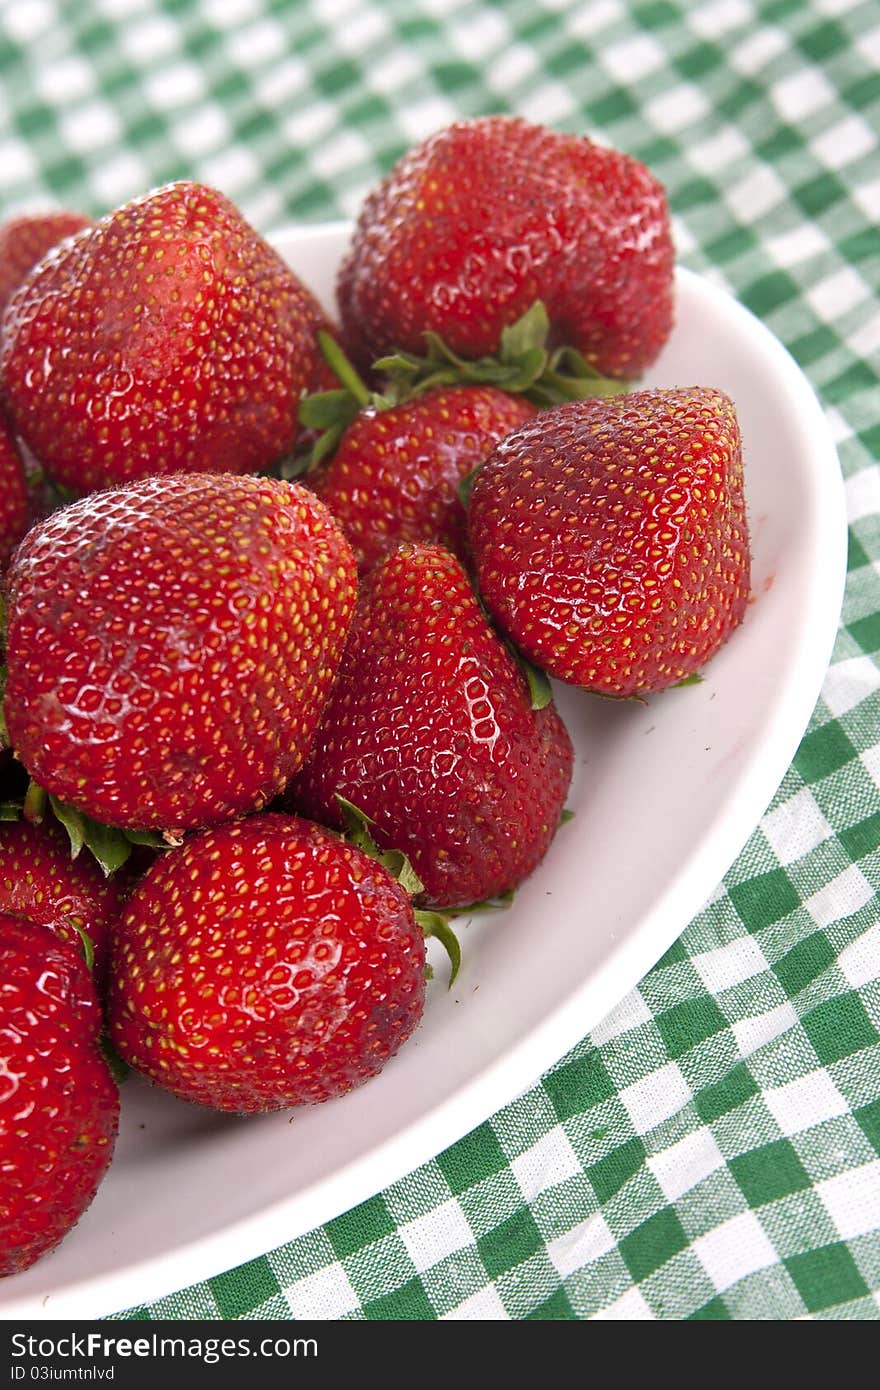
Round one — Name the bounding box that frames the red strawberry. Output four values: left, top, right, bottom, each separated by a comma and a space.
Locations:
3, 473, 357, 832
313, 385, 536, 572
0, 818, 123, 983
288, 542, 573, 908
0, 914, 118, 1274
468, 387, 751, 698
0, 415, 28, 571
108, 813, 426, 1113
0, 182, 332, 493
0, 211, 90, 317
338, 116, 674, 381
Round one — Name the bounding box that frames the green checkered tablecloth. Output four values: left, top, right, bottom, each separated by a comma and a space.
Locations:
2, 0, 879, 1323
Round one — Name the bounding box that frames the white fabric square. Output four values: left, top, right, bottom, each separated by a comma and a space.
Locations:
90, 151, 151, 208
173, 106, 231, 159
399, 1198, 474, 1274
850, 314, 880, 362
443, 1286, 508, 1320
593, 1287, 654, 1320
511, 1128, 582, 1203
764, 1070, 849, 1137
762, 787, 832, 865
285, 1263, 360, 1320
602, 33, 665, 82
648, 1128, 726, 1202
120, 13, 178, 63
200, 146, 261, 197
854, 177, 880, 223
818, 1161, 880, 1241
646, 86, 709, 134
726, 166, 786, 219
567, 0, 624, 39
771, 69, 835, 123
693, 937, 768, 995
694, 1211, 778, 1292
766, 223, 828, 269
3, 0, 53, 41
811, 115, 877, 170
807, 266, 870, 321
860, 741, 880, 787
316, 129, 373, 179
839, 923, 880, 990
591, 988, 652, 1045
688, 127, 749, 173
845, 466, 880, 525
448, 7, 510, 57
548, 1212, 617, 1278
690, 0, 751, 37
620, 1061, 691, 1135
144, 61, 206, 111
397, 96, 460, 144
487, 45, 538, 92
61, 102, 121, 153
730, 27, 787, 75
821, 656, 879, 719
804, 863, 874, 929
0, 140, 36, 185
733, 1001, 799, 1057
36, 54, 92, 105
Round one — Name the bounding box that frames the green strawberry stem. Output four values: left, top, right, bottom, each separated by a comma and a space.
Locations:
375, 301, 629, 408
317, 329, 371, 408
414, 910, 461, 986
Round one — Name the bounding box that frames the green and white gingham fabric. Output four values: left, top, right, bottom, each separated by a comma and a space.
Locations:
2, 0, 879, 1322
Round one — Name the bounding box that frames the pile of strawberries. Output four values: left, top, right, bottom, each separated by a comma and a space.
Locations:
0, 116, 750, 1277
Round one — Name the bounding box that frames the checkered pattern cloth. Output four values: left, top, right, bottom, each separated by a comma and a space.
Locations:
2, 0, 878, 1322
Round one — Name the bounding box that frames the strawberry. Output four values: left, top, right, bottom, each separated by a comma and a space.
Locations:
0, 914, 118, 1274
0, 211, 90, 317
288, 542, 573, 908
468, 387, 751, 698
338, 116, 674, 381
311, 384, 536, 572
0, 182, 332, 493
0, 415, 28, 571
108, 813, 426, 1113
3, 472, 357, 833
0, 818, 123, 983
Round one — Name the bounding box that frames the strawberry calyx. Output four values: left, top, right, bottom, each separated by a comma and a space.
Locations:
375, 302, 628, 409
14, 779, 169, 875
282, 332, 397, 476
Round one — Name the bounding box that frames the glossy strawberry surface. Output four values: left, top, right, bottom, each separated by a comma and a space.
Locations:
289, 543, 574, 908
108, 814, 426, 1113
0, 182, 330, 492
0, 211, 90, 316
0, 819, 123, 983
0, 914, 118, 1275
0, 416, 28, 571
338, 116, 674, 380
468, 388, 751, 698
3, 473, 357, 832
313, 385, 535, 572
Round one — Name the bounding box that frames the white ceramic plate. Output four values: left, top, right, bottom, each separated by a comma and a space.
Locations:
2, 224, 847, 1320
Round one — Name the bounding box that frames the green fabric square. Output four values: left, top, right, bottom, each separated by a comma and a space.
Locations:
854, 1098, 880, 1155
326, 1196, 395, 1260
741, 270, 800, 317
695, 1063, 759, 1123
478, 1209, 543, 1281
544, 1054, 616, 1121
437, 1122, 508, 1195
794, 723, 857, 785
656, 936, 688, 968
729, 868, 800, 933
848, 533, 871, 571
363, 1276, 434, 1321
619, 1208, 689, 1284
774, 932, 836, 996
803, 992, 880, 1065
848, 614, 880, 655
657, 995, 727, 1059
689, 1295, 732, 1320
587, 1136, 647, 1205
208, 1256, 279, 1319
839, 812, 880, 862
785, 1243, 870, 1313
525, 1288, 577, 1320
730, 1139, 812, 1206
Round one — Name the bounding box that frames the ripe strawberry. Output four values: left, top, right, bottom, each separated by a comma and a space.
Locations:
0, 182, 332, 493
288, 543, 573, 908
3, 473, 357, 832
338, 116, 674, 381
0, 415, 28, 571
0, 818, 123, 983
0, 210, 90, 316
312, 385, 536, 572
108, 814, 426, 1113
468, 387, 751, 698
0, 914, 118, 1274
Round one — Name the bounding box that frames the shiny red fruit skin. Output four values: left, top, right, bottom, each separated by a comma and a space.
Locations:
468, 387, 751, 698
108, 814, 426, 1113
0, 819, 123, 984
3, 473, 357, 832
0, 182, 331, 492
338, 116, 674, 380
313, 385, 535, 573
0, 417, 28, 571
0, 211, 91, 317
288, 542, 574, 908
0, 914, 118, 1275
